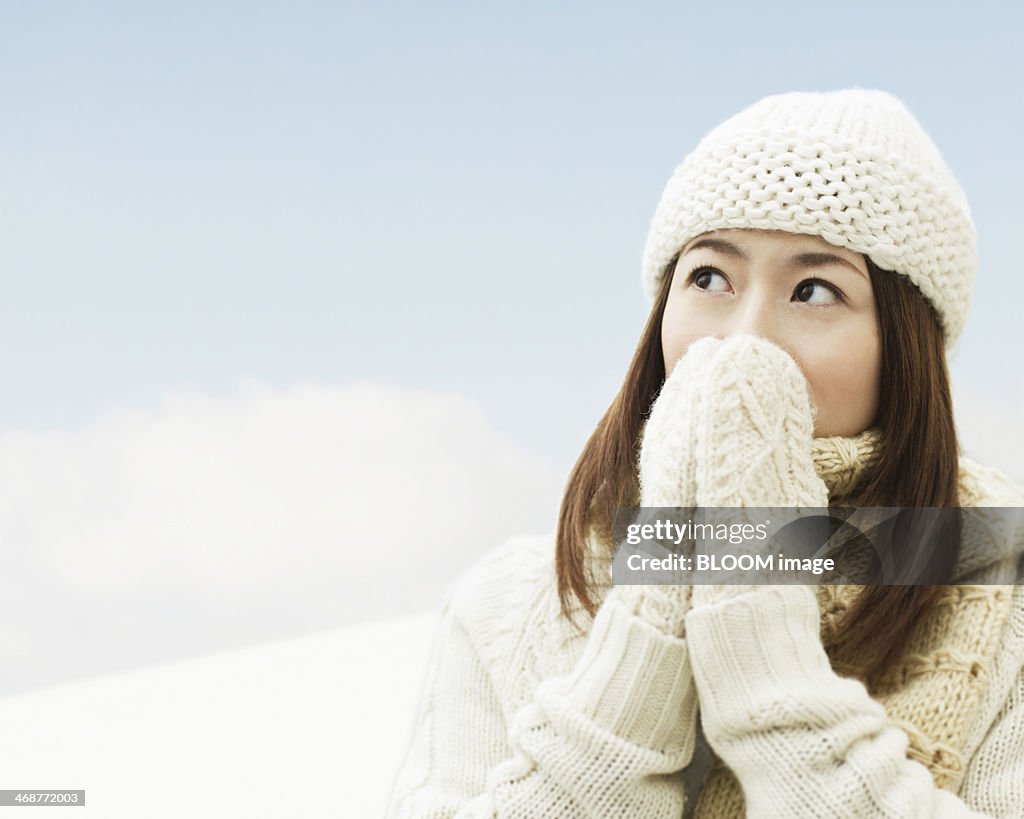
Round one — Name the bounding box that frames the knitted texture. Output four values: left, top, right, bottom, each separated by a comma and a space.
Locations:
811, 426, 882, 498
642, 88, 977, 344
385, 338, 1024, 817
613, 335, 713, 638
384, 473, 1024, 816
637, 336, 1018, 814
620, 334, 856, 635
691, 335, 829, 508
610, 573, 691, 640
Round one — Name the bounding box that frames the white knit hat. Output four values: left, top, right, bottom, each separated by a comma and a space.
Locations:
642, 88, 977, 344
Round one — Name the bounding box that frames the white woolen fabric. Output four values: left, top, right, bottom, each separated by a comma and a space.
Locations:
384, 537, 1024, 817
384, 337, 1024, 817
641, 88, 977, 344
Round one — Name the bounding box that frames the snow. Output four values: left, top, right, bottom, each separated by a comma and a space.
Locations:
0, 610, 438, 818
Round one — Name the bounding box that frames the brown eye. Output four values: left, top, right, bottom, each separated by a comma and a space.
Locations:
794, 279, 842, 305
688, 266, 729, 292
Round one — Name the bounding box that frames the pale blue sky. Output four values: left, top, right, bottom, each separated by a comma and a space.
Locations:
3, 1, 1022, 469
1, 0, 1023, 696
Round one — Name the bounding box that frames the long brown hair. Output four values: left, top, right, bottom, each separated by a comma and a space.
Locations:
555, 251, 960, 688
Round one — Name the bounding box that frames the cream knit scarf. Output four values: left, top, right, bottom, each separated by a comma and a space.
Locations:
691, 428, 1016, 818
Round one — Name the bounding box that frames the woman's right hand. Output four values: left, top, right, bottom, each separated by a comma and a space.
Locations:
612, 337, 726, 636
638, 336, 724, 508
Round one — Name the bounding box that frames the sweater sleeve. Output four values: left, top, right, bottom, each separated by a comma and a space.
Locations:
684, 584, 1022, 818
383, 578, 698, 818
956, 625, 1024, 816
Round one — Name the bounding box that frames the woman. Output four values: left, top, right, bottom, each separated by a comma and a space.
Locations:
384, 89, 1024, 817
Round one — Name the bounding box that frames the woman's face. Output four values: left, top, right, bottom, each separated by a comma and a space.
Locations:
661, 228, 881, 438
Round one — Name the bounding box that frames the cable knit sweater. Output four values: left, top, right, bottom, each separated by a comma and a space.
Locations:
384, 336, 1024, 818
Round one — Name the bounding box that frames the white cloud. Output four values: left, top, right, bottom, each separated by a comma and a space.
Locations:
0, 379, 565, 694
0, 379, 563, 591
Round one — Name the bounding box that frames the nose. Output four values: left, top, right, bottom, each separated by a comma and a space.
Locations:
723, 296, 779, 343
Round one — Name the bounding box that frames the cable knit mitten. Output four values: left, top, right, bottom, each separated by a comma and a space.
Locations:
690, 335, 831, 607
637, 335, 724, 508
694, 335, 830, 508
612, 336, 728, 636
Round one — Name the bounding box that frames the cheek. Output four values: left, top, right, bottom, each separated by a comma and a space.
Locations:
661, 295, 716, 373
797, 336, 882, 431
661, 323, 690, 374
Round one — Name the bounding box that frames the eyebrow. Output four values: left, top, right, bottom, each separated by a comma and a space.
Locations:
683, 237, 867, 279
